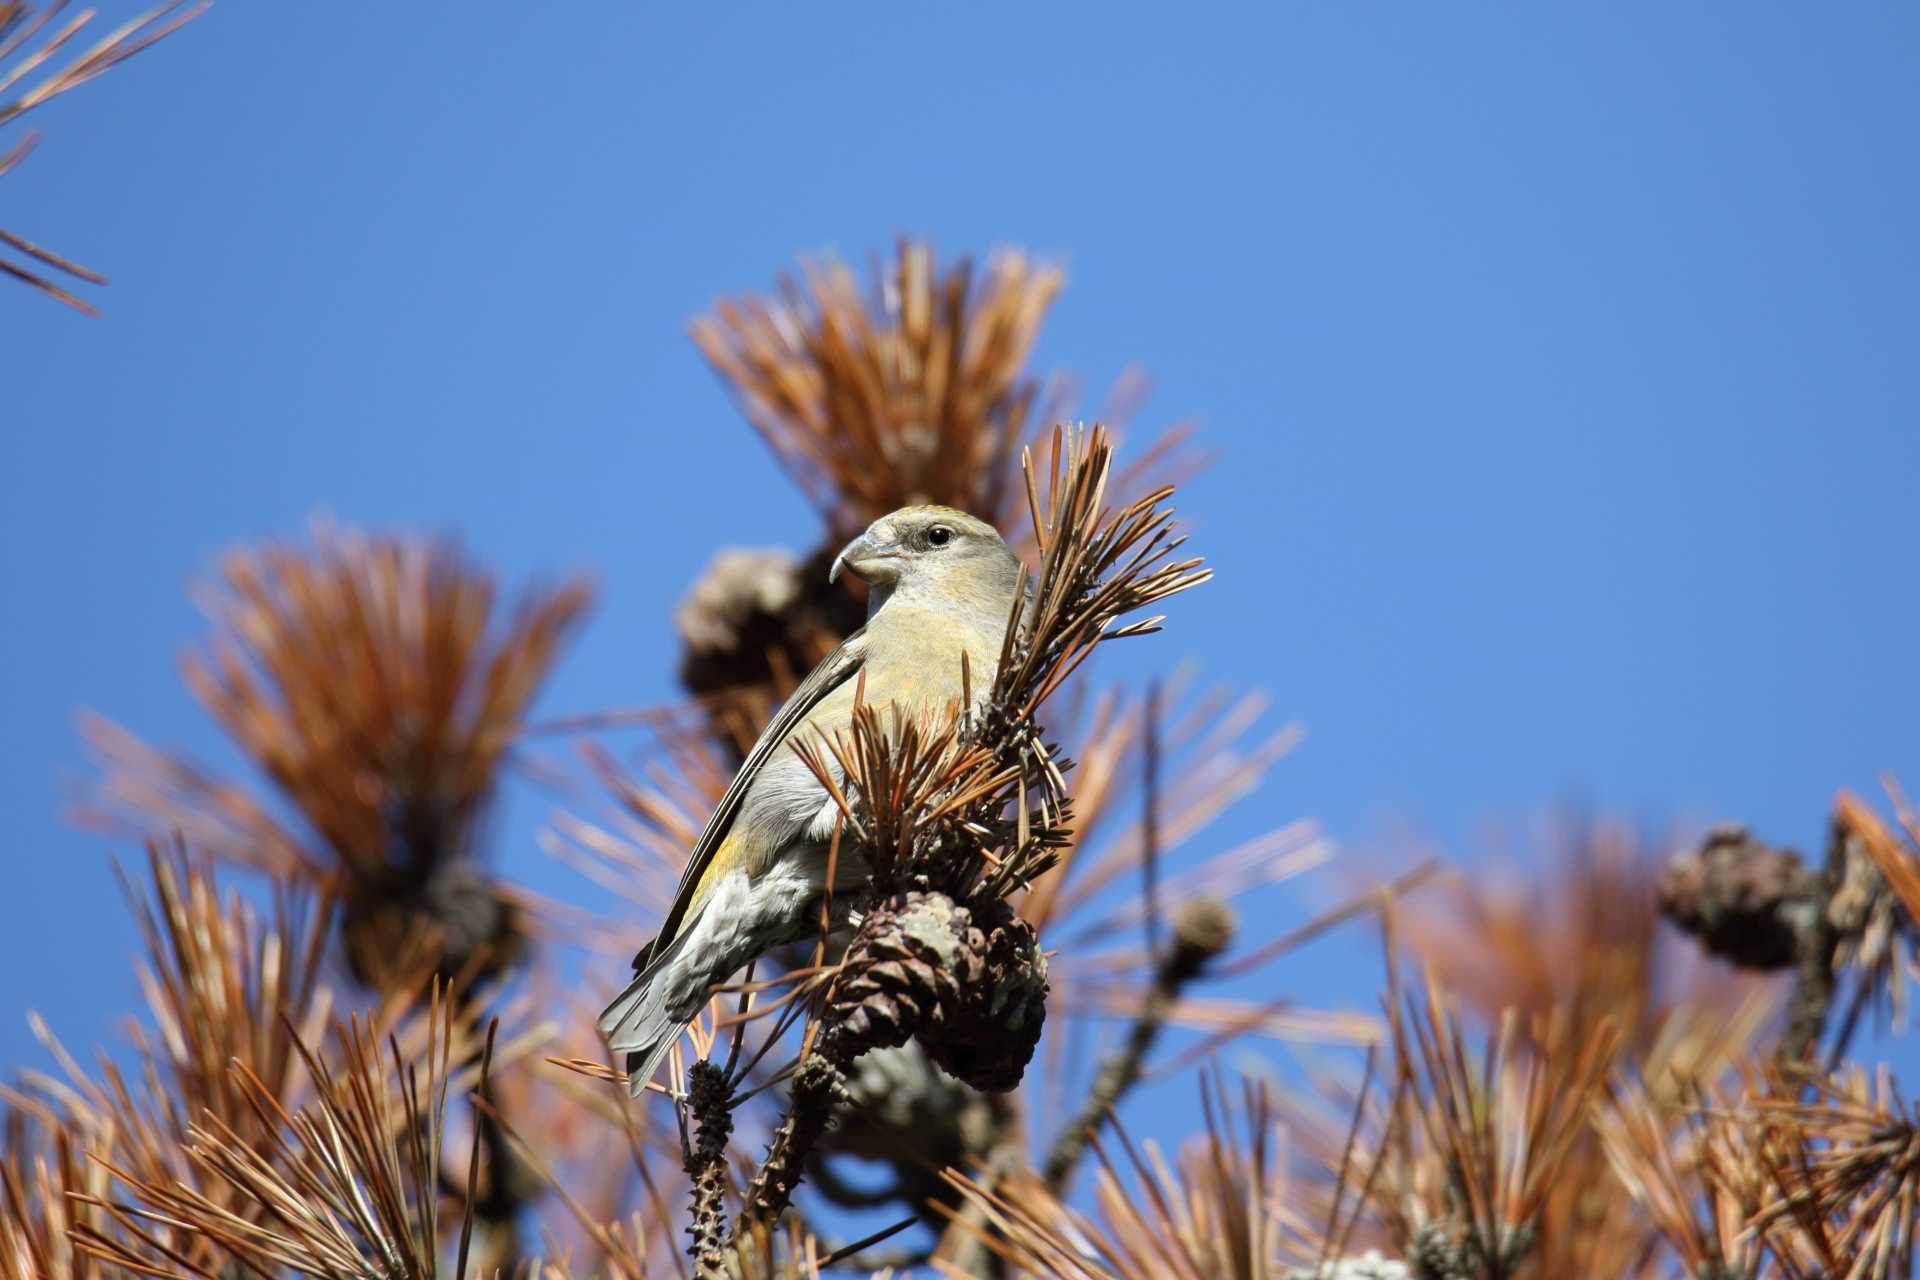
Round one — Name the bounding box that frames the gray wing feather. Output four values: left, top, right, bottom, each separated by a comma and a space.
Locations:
631, 626, 868, 970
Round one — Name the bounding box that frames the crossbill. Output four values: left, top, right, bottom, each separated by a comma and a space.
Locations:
598, 505, 1023, 1094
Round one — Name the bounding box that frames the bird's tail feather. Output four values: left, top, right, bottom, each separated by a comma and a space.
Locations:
597, 929, 693, 1098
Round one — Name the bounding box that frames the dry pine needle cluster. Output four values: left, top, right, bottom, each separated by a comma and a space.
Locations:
7, 220, 1920, 1280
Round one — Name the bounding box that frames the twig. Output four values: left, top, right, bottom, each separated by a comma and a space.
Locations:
1775, 817, 1846, 1067
737, 1054, 847, 1235
1041, 900, 1229, 1192
1142, 679, 1163, 959
467, 1068, 531, 1267
453, 1020, 499, 1280
684, 1060, 735, 1276
811, 1216, 922, 1270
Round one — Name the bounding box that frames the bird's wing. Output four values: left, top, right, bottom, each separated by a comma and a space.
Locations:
633, 626, 869, 971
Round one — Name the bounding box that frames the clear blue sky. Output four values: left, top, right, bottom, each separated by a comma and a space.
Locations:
4, 0, 1918, 1159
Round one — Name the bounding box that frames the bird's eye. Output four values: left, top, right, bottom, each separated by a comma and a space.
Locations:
926, 526, 952, 548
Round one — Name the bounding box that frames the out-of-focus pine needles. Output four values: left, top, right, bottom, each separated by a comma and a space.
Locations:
0, 0, 206, 313
83, 522, 592, 991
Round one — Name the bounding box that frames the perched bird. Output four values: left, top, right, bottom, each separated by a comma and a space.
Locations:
598, 506, 1024, 1095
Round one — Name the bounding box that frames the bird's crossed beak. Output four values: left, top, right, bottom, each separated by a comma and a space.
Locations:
829, 528, 900, 584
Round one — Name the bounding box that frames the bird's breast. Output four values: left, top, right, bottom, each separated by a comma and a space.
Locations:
707, 603, 1008, 896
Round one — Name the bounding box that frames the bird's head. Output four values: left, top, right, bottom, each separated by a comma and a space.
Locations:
829, 505, 1021, 616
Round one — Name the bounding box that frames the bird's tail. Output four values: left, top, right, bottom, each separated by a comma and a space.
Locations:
596, 929, 694, 1097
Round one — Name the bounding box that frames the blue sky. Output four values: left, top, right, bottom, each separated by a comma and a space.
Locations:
4, 0, 1918, 1188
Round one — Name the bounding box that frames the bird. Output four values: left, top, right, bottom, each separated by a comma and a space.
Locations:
598, 505, 1025, 1096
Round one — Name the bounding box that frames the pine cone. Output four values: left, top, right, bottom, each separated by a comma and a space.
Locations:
826, 1040, 995, 1164
674, 543, 867, 707
1168, 896, 1236, 980
919, 897, 1048, 1092
341, 859, 524, 992
825, 891, 1048, 1092
1657, 825, 1816, 971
